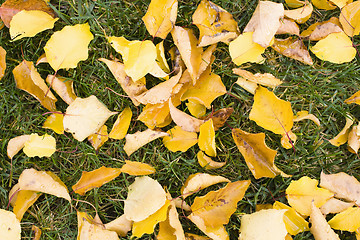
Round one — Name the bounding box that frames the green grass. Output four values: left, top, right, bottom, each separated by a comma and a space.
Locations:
0, 0, 359, 239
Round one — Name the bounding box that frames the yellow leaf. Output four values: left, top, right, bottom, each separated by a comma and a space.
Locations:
329, 115, 353, 146
330, 0, 352, 8
285, 0, 305, 8
169, 99, 205, 132
281, 130, 297, 149
77, 212, 119, 240
200, 108, 234, 131
9, 10, 57, 40
188, 216, 229, 240
0, 46, 5, 80
0, 209, 21, 240
232, 128, 289, 179
185, 233, 210, 240
273, 201, 309, 235
197, 151, 226, 170
138, 101, 172, 129
276, 18, 300, 35
310, 202, 340, 240
23, 133, 56, 157
13, 60, 57, 111
18, 168, 71, 201
243, 1, 284, 47
192, 0, 239, 47
109, 107, 132, 140
63, 95, 116, 142
271, 37, 313, 65
150, 41, 170, 78
286, 176, 334, 216
157, 199, 186, 240
181, 173, 230, 198
44, 23, 94, 70
163, 126, 198, 152
104, 214, 132, 237
120, 160, 155, 176
249, 86, 293, 135
311, 0, 336, 9
123, 128, 169, 156
320, 198, 354, 215
232, 68, 283, 88
229, 32, 265, 65
99, 58, 147, 106
284, 3, 313, 24
108, 36, 157, 81
255, 204, 273, 211
88, 125, 108, 151
186, 100, 207, 118
239, 209, 288, 240
72, 166, 122, 196
293, 110, 320, 126
328, 207, 360, 232
310, 32, 356, 64
348, 125, 360, 153
198, 119, 216, 157
124, 176, 167, 222
31, 225, 41, 240
43, 113, 64, 134
339, 1, 360, 37
345, 90, 360, 105
132, 200, 170, 237
235, 77, 258, 94
46, 75, 77, 105
142, 0, 177, 39
300, 17, 342, 41
7, 135, 30, 159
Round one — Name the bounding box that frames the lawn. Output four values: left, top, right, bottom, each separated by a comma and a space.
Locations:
0, 0, 359, 239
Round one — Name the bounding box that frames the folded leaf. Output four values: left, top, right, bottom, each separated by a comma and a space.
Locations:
284, 3, 313, 24
339, 1, 360, 37
87, 125, 108, 151
197, 151, 226, 170
233, 68, 283, 88
345, 90, 360, 105
329, 116, 353, 146
43, 113, 64, 134
169, 99, 205, 132
293, 110, 320, 126
0, 46, 6, 80
7, 135, 30, 159
271, 37, 313, 65
320, 198, 354, 215
311, 0, 336, 9
276, 18, 299, 35
199, 119, 216, 157
104, 214, 132, 237
45, 75, 77, 105
200, 108, 234, 131
300, 17, 342, 41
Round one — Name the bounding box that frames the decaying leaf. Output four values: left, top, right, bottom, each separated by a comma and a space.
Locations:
44, 23, 94, 71
63, 95, 116, 142
320, 198, 354, 215
199, 119, 216, 157
229, 32, 265, 65
310, 32, 356, 64
18, 168, 71, 201
276, 18, 299, 36
232, 128, 289, 179
43, 113, 64, 134
23, 133, 56, 157
9, 10, 57, 40
88, 125, 108, 151
197, 151, 226, 169
138, 101, 172, 129
348, 125, 360, 153
328, 207, 360, 232
169, 99, 205, 132
329, 115, 353, 146
104, 214, 132, 237
310, 202, 340, 240
286, 176, 334, 216
124, 176, 167, 222
271, 37, 313, 65
243, 1, 284, 47
233, 68, 283, 89
293, 110, 320, 126
7, 134, 30, 159
46, 75, 77, 105
249, 86, 293, 135
300, 17, 342, 41
280, 130, 297, 149
239, 209, 288, 240
109, 107, 132, 140
193, 0, 239, 47
13, 60, 57, 111
0, 209, 21, 240
0, 46, 6, 80
339, 1, 360, 37
284, 3, 313, 24
123, 128, 169, 155
31, 225, 41, 240
142, 0, 178, 39
200, 108, 234, 131
72, 166, 122, 195
120, 160, 156, 176
163, 126, 198, 152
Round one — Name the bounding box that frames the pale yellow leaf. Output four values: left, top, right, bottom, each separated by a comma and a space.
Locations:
46, 75, 77, 105
276, 18, 300, 35
339, 1, 360, 37
348, 125, 360, 153
77, 212, 119, 240
320, 198, 354, 215
284, 3, 313, 24
23, 133, 56, 157
232, 68, 282, 88
310, 202, 340, 240
169, 99, 205, 132
104, 214, 132, 237
281, 130, 297, 149
229, 32, 265, 65
293, 110, 320, 126
189, 215, 229, 240
87, 125, 108, 151
0, 209, 21, 240
311, 0, 336, 9
329, 0, 352, 8
0, 46, 6, 80
7, 135, 30, 159
235, 77, 257, 94
163, 126, 198, 152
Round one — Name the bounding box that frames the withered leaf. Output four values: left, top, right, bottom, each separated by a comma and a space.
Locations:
300, 17, 342, 41
197, 151, 226, 170
87, 125, 108, 151
271, 37, 313, 65
200, 108, 234, 131
310, 202, 340, 240
0, 209, 21, 240
46, 75, 77, 105
169, 99, 205, 132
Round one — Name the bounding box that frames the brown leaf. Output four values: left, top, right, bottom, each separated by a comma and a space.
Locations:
200, 108, 234, 131
300, 17, 342, 41
31, 225, 41, 240
46, 75, 77, 105
276, 18, 300, 35
272, 37, 313, 65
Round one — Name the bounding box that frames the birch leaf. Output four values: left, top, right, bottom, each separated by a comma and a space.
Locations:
320, 198, 354, 215
272, 37, 313, 65
87, 125, 108, 151
284, 3, 313, 24
328, 207, 360, 232
300, 17, 342, 41
229, 32, 265, 65
77, 212, 119, 240
137, 101, 172, 129
169, 99, 205, 132
197, 151, 226, 170
345, 90, 360, 105
310, 202, 340, 240
163, 126, 198, 152
0, 46, 5, 80
23, 133, 56, 157
348, 125, 360, 153
0, 209, 21, 240
276, 18, 300, 35
46, 75, 77, 105
339, 1, 360, 37
109, 107, 132, 140
232, 68, 283, 88
7, 135, 30, 159
198, 119, 216, 157
43, 113, 64, 134
293, 110, 320, 126
104, 215, 132, 237
329, 116, 353, 146
120, 160, 156, 176
200, 108, 234, 131
187, 100, 207, 118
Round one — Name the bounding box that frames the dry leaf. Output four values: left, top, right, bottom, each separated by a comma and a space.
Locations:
109, 107, 132, 140
72, 166, 122, 195
276, 18, 300, 35
328, 207, 360, 232
18, 168, 71, 201
120, 160, 155, 176
77, 212, 119, 240
0, 209, 21, 240
281, 130, 297, 149
320, 198, 354, 215
284, 3, 313, 24
104, 214, 132, 237
312, 0, 336, 9
23, 133, 56, 157
235, 77, 258, 94
124, 176, 167, 222
185, 233, 211, 240
169, 99, 205, 132
43, 113, 64, 134
330, 0, 352, 8
186, 100, 207, 118
7, 135, 30, 159
174, 198, 191, 212
348, 125, 360, 153
63, 95, 116, 142
46, 75, 77, 105
345, 90, 360, 105
88, 125, 108, 151
44, 23, 94, 71
150, 41, 170, 78
232, 128, 289, 179
293, 110, 320, 126
163, 126, 198, 152
142, 0, 177, 39
232, 68, 283, 88
193, 0, 239, 47
123, 128, 169, 156
339, 1, 360, 37
310, 32, 356, 64
329, 115, 353, 146
13, 60, 57, 111
31, 225, 41, 240
200, 108, 234, 131
137, 101, 172, 129
271, 37, 313, 65
198, 119, 216, 157
0, 46, 6, 80
229, 32, 265, 65
310, 202, 340, 240
197, 151, 226, 169
300, 17, 342, 41
243, 1, 284, 47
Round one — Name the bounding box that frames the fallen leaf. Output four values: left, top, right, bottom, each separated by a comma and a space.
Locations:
293, 110, 320, 126
174, 198, 191, 212
31, 225, 41, 240
311, 0, 336, 9
163, 126, 198, 152
185, 233, 211, 240
235, 77, 258, 94
13, 59, 57, 111
123, 128, 169, 156
36, 52, 47, 65
109, 107, 132, 140
150, 41, 170, 78
276, 18, 300, 35
339, 1, 360, 37
9, 10, 57, 40
232, 128, 289, 179
120, 160, 156, 176
249, 86, 294, 135
284, 3, 313, 24
43, 113, 64, 134
88, 125, 108, 151
345, 90, 360, 105
44, 23, 94, 71
7, 134, 30, 159
0, 209, 21, 240
23, 133, 56, 157
286, 176, 334, 216
142, 0, 177, 39
0, 46, 6, 80
320, 198, 354, 215
188, 216, 228, 240
186, 100, 207, 118
181, 173, 230, 198
281, 130, 297, 149
197, 151, 226, 169
232, 68, 283, 88
271, 37, 313, 65
239, 209, 288, 240
243, 1, 284, 47
124, 176, 167, 222
328, 207, 360, 232
72, 166, 122, 195
330, 0, 352, 8
169, 99, 205, 132
104, 214, 132, 237
310, 202, 340, 240
348, 125, 360, 153
300, 17, 342, 41
45, 75, 77, 105
329, 115, 353, 146
199, 119, 216, 157
310, 32, 356, 64
18, 168, 71, 201
285, 0, 305, 8
255, 204, 273, 211
63, 95, 116, 142
137, 101, 172, 129
200, 108, 234, 131
193, 0, 239, 47
229, 32, 266, 65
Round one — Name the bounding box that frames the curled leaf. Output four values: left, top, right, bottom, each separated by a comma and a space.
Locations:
104, 214, 132, 237
169, 99, 205, 132
197, 151, 226, 170
271, 37, 313, 65
46, 75, 77, 105
310, 202, 340, 240
138, 101, 172, 129
284, 3, 313, 24
300, 17, 342, 41
200, 108, 234, 131
339, 1, 360, 37
7, 135, 30, 159
329, 115, 353, 146
320, 198, 354, 215
293, 110, 320, 126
